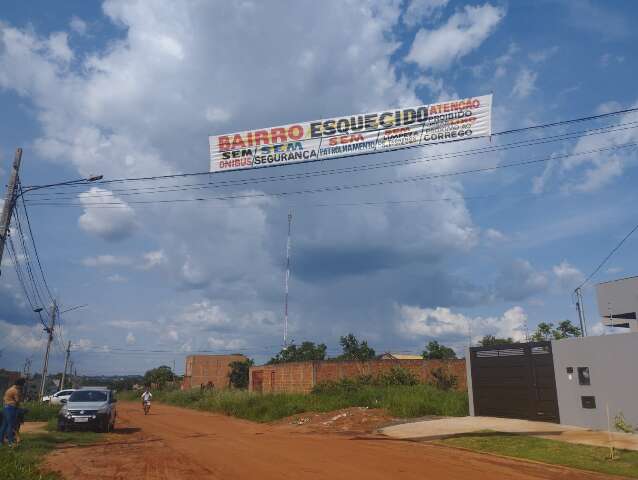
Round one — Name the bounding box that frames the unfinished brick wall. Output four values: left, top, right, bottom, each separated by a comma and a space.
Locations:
182, 354, 247, 390
249, 361, 315, 394
249, 359, 466, 394
315, 359, 466, 390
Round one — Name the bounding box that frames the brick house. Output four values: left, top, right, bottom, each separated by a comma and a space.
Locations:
182, 354, 247, 390
249, 358, 466, 394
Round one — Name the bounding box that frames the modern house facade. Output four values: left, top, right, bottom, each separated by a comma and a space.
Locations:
466, 332, 638, 430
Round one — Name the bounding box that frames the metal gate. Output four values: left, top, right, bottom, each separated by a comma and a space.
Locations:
470, 341, 560, 423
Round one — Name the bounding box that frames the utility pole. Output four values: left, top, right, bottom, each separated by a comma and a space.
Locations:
68, 360, 75, 387
23, 357, 31, 400
0, 148, 22, 275
574, 287, 588, 337
59, 341, 71, 390
39, 300, 57, 400
283, 210, 293, 346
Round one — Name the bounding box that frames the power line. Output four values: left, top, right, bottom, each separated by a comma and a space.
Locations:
25, 142, 638, 208
23, 119, 638, 200
21, 105, 638, 192
576, 220, 638, 290
18, 185, 55, 303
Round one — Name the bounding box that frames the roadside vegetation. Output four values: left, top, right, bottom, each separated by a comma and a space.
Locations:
0, 430, 101, 480
121, 366, 467, 423
438, 432, 638, 478
21, 401, 60, 422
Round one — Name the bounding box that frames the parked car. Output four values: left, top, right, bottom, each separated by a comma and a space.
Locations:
42, 389, 76, 405
58, 388, 117, 432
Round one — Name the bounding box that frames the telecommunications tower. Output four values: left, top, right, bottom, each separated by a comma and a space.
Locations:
283, 210, 293, 346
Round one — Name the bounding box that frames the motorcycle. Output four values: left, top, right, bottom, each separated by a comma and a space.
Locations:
143, 400, 151, 415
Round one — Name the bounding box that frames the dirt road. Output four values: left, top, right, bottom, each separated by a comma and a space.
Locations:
45, 401, 614, 480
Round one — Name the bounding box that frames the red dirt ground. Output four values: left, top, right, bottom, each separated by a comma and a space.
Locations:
44, 401, 617, 480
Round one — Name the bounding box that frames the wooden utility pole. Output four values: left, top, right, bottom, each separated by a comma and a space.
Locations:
39, 300, 57, 400
0, 148, 22, 275
60, 341, 71, 390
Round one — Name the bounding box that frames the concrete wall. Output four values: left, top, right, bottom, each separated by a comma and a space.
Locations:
552, 333, 638, 430
249, 359, 467, 394
182, 354, 247, 390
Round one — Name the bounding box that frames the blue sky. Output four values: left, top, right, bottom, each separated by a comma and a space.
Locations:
1, 0, 637, 375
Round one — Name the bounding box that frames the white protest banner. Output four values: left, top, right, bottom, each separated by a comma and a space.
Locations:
209, 94, 492, 173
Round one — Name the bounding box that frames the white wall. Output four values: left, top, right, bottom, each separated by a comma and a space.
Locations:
552, 332, 638, 430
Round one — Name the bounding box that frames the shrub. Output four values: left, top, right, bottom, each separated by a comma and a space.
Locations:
378, 367, 418, 386
21, 402, 60, 422
429, 367, 458, 391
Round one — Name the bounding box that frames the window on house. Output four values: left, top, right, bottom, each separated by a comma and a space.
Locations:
577, 367, 591, 385
581, 396, 596, 409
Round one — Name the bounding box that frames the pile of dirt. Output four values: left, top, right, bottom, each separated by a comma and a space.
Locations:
276, 407, 395, 435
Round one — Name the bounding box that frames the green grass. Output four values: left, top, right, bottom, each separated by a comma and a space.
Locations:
0, 430, 102, 480
438, 432, 638, 478
119, 384, 468, 423
21, 402, 60, 422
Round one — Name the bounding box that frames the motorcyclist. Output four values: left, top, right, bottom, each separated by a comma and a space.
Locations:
141, 388, 152, 411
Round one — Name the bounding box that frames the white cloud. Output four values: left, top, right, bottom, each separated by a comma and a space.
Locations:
107, 319, 153, 329
46, 32, 73, 63
402, 0, 449, 27
397, 305, 527, 343
107, 274, 128, 283
405, 4, 505, 70
494, 259, 548, 301
606, 267, 623, 275
140, 250, 166, 270
512, 68, 537, 98
483, 227, 507, 244
78, 188, 138, 241
69, 16, 88, 36
126, 332, 136, 345
73, 338, 94, 351
82, 254, 131, 267
558, 100, 638, 193
207, 336, 245, 351
528, 46, 558, 63
552, 260, 584, 290
0, 320, 46, 352
205, 106, 231, 124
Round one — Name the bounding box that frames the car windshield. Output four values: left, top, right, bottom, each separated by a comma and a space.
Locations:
69, 390, 108, 402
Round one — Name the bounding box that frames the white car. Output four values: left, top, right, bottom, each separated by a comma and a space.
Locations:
43, 389, 76, 405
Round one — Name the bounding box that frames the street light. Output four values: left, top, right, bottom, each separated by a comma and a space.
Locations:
0, 172, 103, 276
18, 174, 104, 198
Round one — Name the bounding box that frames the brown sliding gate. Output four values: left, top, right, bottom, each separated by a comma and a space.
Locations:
470, 341, 560, 423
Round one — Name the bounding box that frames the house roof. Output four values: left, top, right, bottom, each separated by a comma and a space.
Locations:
380, 353, 423, 360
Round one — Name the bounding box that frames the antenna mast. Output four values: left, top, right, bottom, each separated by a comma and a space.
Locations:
283, 210, 293, 346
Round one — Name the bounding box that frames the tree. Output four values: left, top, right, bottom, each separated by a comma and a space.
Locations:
478, 335, 514, 347
338, 333, 376, 361
554, 320, 581, 339
531, 322, 553, 341
531, 320, 581, 341
143, 365, 174, 388
267, 341, 327, 364
422, 340, 457, 360
228, 359, 254, 389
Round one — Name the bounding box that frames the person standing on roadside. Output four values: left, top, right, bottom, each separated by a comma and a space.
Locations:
0, 378, 25, 447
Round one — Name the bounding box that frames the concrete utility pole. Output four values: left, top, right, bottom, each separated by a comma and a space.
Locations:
59, 340, 71, 390
23, 357, 31, 398
574, 287, 588, 337
0, 148, 23, 275
39, 300, 57, 400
